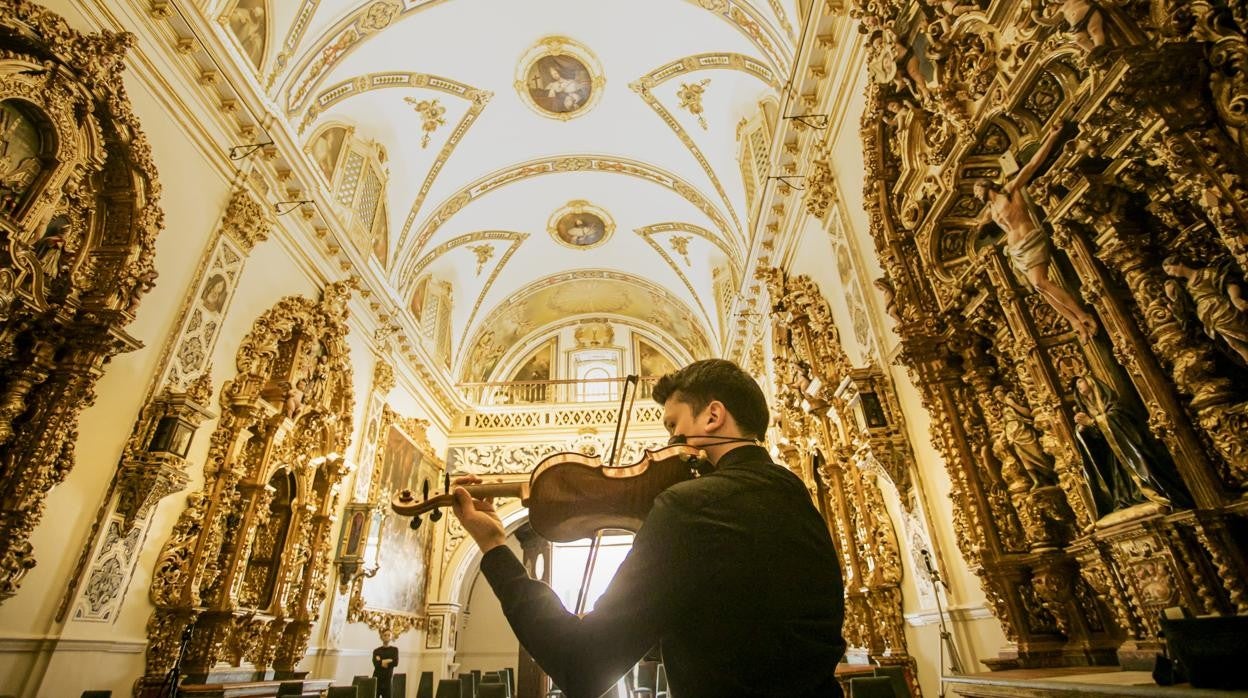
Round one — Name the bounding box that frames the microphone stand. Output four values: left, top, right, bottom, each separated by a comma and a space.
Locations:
161, 622, 194, 698
923, 550, 964, 697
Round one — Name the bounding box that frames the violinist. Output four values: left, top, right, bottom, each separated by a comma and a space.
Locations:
451, 359, 846, 698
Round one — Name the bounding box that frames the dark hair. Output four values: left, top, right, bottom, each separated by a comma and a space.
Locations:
652, 358, 769, 439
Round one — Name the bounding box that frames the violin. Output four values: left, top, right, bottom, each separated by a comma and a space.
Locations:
391, 443, 703, 542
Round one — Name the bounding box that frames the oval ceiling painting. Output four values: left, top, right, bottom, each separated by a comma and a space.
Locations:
515, 36, 605, 120
548, 200, 614, 250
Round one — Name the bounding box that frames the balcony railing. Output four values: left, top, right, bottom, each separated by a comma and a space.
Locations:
458, 376, 660, 406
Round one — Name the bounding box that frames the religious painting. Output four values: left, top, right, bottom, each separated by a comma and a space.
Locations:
309, 125, 347, 181
548, 200, 614, 250
372, 201, 389, 265
410, 276, 429, 322
510, 340, 554, 382
224, 0, 268, 69
424, 614, 444, 649
0, 101, 46, 213
337, 503, 369, 563
462, 270, 712, 382
360, 424, 432, 616
636, 338, 677, 378
200, 273, 228, 314
515, 37, 605, 121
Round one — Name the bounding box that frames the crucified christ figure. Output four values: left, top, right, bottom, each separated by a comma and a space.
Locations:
973, 122, 1099, 340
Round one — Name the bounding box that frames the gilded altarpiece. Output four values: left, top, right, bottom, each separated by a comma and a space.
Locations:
346, 401, 443, 643
764, 270, 918, 692
142, 284, 355, 685
62, 188, 269, 624
0, 1, 164, 602
853, 0, 1248, 668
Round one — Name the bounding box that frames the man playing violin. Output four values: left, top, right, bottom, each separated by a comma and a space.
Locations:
452, 359, 846, 698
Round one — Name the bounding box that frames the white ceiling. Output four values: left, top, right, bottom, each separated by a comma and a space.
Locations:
220, 0, 800, 380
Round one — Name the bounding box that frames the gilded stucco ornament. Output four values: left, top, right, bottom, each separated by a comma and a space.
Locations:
766, 269, 917, 673
855, 0, 1248, 667
0, 0, 164, 602
142, 284, 355, 685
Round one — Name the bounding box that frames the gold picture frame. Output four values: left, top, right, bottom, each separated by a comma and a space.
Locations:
347, 406, 443, 643
514, 36, 605, 121
547, 200, 615, 250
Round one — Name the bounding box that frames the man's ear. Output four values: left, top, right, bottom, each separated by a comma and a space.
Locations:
703, 400, 727, 432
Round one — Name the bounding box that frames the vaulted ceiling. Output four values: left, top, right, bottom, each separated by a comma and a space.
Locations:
217, 0, 802, 382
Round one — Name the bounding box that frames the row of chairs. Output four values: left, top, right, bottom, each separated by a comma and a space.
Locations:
846, 665, 910, 698
422, 667, 515, 698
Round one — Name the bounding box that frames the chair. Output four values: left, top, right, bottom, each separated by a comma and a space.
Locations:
458, 672, 477, 698
393, 673, 408, 698
635, 660, 658, 696
502, 668, 515, 697
353, 676, 379, 698
81, 693, 111, 698
655, 664, 668, 698
481, 671, 502, 685
849, 676, 899, 698
477, 683, 508, 698
277, 681, 304, 697
434, 679, 461, 698
327, 687, 358, 698
874, 665, 909, 698
417, 671, 434, 698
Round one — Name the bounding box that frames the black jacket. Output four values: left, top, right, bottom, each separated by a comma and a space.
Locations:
480, 445, 846, 698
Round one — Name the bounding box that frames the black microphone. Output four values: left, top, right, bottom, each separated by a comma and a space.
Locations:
921, 549, 939, 582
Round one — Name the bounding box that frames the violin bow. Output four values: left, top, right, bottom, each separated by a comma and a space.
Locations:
575, 374, 640, 615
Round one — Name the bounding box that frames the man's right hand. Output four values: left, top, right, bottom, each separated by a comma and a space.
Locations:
451, 475, 507, 553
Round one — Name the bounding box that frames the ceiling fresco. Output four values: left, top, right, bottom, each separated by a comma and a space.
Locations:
216, 0, 802, 384
460, 270, 714, 382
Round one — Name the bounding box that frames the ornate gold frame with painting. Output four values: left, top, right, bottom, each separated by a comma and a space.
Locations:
514, 36, 605, 121
547, 200, 615, 251
347, 405, 444, 643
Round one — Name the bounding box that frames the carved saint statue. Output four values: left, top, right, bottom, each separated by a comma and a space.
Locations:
0, 103, 42, 210
1162, 255, 1248, 364
1070, 375, 1193, 517
992, 386, 1057, 489
1051, 0, 1107, 55
973, 123, 1099, 340
33, 216, 68, 280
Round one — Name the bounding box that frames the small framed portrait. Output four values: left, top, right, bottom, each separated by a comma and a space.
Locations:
200, 273, 229, 314
425, 614, 444, 649
515, 37, 605, 121
548, 200, 615, 250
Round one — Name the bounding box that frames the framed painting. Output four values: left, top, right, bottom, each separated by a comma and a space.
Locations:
547, 200, 614, 250
514, 37, 605, 121
348, 408, 442, 642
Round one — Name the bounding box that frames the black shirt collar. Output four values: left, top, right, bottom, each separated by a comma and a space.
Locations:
713, 444, 771, 470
